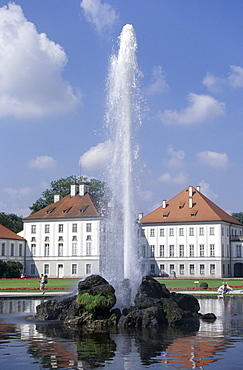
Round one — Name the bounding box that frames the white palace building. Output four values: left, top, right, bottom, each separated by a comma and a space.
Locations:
139, 185, 243, 279
18, 184, 243, 279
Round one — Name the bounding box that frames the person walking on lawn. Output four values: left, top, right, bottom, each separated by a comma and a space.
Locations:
40, 274, 46, 294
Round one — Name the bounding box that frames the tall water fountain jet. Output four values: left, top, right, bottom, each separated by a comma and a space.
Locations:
101, 24, 143, 306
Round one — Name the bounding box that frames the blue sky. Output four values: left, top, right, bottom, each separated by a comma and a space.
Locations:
1, 0, 243, 217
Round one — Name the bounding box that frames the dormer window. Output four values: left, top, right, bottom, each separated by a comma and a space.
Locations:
163, 212, 169, 218
46, 207, 56, 214
63, 207, 72, 214
179, 202, 185, 209
80, 206, 89, 213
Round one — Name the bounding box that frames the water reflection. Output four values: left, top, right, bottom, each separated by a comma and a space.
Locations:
0, 298, 243, 369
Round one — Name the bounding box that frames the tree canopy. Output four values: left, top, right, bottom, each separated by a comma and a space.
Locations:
231, 212, 243, 224
29, 175, 108, 214
0, 212, 23, 233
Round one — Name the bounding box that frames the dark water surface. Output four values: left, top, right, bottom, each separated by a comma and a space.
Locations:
0, 297, 243, 369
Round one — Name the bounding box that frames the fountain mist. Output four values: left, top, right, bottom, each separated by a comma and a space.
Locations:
101, 24, 143, 306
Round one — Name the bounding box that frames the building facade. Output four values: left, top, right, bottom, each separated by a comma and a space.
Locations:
20, 184, 102, 278
139, 186, 243, 278
0, 224, 26, 267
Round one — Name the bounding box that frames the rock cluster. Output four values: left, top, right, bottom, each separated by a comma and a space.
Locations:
29, 274, 216, 329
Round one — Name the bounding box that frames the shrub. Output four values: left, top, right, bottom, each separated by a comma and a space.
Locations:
200, 282, 208, 289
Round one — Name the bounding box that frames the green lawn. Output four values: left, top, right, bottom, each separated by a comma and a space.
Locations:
1, 277, 243, 293
0, 278, 80, 292
157, 278, 243, 291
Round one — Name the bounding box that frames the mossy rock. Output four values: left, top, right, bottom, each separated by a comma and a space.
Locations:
76, 292, 116, 314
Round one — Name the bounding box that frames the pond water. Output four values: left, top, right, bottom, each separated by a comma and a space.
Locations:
0, 297, 243, 369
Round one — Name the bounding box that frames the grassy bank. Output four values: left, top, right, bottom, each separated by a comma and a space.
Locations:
157, 278, 243, 291
0, 278, 80, 292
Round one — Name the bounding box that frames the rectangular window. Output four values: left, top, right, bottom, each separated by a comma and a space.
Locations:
210, 244, 215, 257
237, 245, 241, 258
44, 244, 50, 257
179, 245, 184, 257
72, 264, 77, 275
190, 264, 195, 275
200, 244, 204, 257
210, 227, 215, 235
222, 244, 225, 257
44, 264, 49, 275
200, 264, 205, 275
72, 223, 77, 232
189, 227, 194, 236
222, 227, 224, 236
227, 228, 229, 236
11, 243, 14, 256
210, 264, 215, 275
31, 244, 36, 256
223, 264, 225, 275
30, 264, 35, 275
228, 264, 230, 275
179, 228, 184, 236
86, 264, 91, 274
169, 228, 174, 236
150, 264, 155, 274
141, 228, 145, 237
86, 242, 91, 255
150, 228, 155, 237
159, 245, 164, 257
58, 224, 63, 233
86, 223, 92, 232
31, 225, 36, 233
150, 245, 155, 257
142, 245, 145, 258
169, 245, 174, 257
45, 224, 50, 233
19, 244, 22, 257
199, 227, 204, 236
189, 244, 194, 257
1, 243, 5, 256
58, 243, 63, 256
179, 264, 184, 275
227, 245, 230, 257
160, 264, 165, 273
72, 242, 77, 256
160, 228, 164, 237
170, 264, 174, 275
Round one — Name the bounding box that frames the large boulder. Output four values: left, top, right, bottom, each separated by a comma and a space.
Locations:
170, 292, 200, 314
134, 275, 170, 309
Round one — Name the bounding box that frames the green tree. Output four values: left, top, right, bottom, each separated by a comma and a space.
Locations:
0, 212, 23, 233
29, 175, 108, 214
0, 260, 23, 278
232, 212, 243, 224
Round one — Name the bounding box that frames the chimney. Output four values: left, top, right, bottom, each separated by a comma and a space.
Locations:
188, 186, 193, 197
79, 183, 89, 196
162, 200, 167, 209
189, 196, 193, 209
54, 194, 60, 203
70, 184, 79, 197
138, 213, 143, 220
196, 185, 201, 192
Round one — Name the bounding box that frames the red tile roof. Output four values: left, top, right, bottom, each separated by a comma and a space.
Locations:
140, 186, 243, 225
0, 224, 25, 240
24, 192, 101, 220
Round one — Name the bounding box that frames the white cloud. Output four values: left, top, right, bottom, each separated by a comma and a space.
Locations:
79, 140, 113, 172
29, 155, 57, 169
145, 65, 169, 95
228, 65, 243, 88
198, 180, 218, 201
158, 171, 188, 185
197, 151, 229, 169
138, 189, 153, 202
203, 65, 243, 92
4, 186, 32, 199
0, 3, 80, 119
158, 93, 225, 125
80, 0, 118, 34
167, 145, 185, 168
